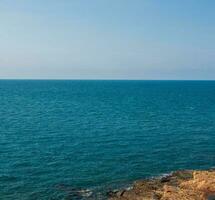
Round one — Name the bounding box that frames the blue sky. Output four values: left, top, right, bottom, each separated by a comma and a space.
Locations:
0, 0, 215, 79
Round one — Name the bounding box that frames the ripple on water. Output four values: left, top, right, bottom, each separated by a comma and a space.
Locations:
1, 80, 215, 199
0, 175, 18, 182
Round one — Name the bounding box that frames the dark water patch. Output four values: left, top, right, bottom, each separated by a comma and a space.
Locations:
55, 184, 94, 199
208, 194, 215, 200
0, 175, 18, 182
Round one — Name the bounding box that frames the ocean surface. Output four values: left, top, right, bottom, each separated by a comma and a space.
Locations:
0, 80, 215, 200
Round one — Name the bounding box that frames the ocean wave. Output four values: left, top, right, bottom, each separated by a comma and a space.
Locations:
0, 175, 18, 182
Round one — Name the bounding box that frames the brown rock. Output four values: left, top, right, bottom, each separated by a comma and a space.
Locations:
108, 169, 215, 200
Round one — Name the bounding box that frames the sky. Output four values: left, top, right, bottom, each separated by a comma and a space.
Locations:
0, 0, 215, 80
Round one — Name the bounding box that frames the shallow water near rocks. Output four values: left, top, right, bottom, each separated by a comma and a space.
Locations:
208, 195, 215, 200
1, 80, 215, 199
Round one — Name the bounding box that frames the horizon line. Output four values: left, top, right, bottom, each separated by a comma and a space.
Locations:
0, 78, 215, 81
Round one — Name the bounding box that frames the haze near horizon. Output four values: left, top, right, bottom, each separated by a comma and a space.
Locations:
0, 0, 215, 80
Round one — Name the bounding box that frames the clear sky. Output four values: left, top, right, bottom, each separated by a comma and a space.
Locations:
0, 0, 215, 80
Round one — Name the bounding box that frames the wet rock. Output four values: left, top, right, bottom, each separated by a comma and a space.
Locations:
160, 176, 171, 183
172, 170, 193, 180
107, 189, 125, 198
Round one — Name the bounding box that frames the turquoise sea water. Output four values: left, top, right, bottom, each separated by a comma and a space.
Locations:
0, 80, 215, 199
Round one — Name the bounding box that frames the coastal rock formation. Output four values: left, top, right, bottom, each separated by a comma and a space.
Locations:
108, 169, 215, 200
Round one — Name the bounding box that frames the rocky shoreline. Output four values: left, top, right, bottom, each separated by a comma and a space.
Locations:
108, 169, 215, 200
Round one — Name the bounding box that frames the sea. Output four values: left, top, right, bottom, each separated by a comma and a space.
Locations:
0, 80, 215, 199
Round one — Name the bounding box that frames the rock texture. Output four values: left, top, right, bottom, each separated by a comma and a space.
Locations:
108, 169, 215, 200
